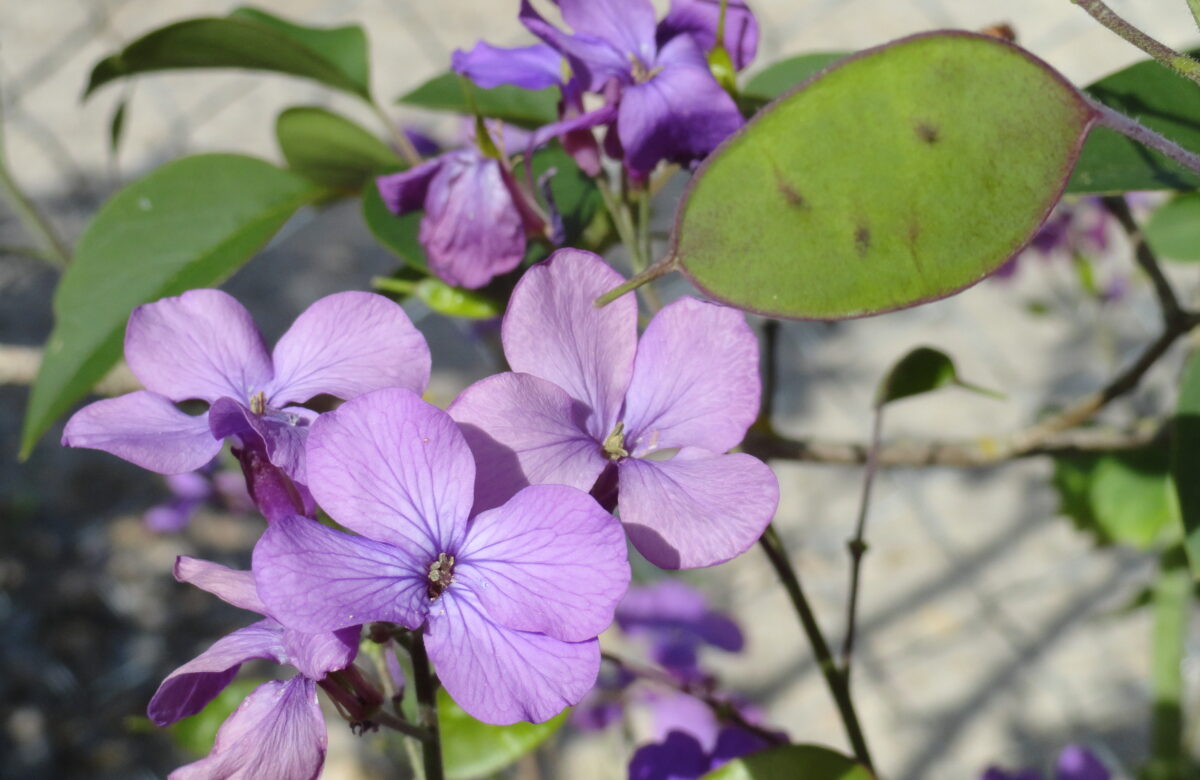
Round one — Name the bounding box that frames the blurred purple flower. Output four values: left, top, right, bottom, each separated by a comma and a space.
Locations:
377, 144, 547, 290
981, 744, 1110, 780
994, 198, 1113, 281
144, 461, 254, 533
453, 0, 749, 176
628, 725, 776, 780
252, 388, 631, 724
616, 580, 743, 678
63, 289, 429, 521
150, 557, 359, 780
450, 249, 778, 569
570, 661, 636, 731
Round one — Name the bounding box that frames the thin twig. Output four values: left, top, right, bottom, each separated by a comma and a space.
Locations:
761, 320, 780, 425
1090, 99, 1200, 181
841, 408, 883, 677
1072, 0, 1200, 86
371, 102, 423, 167
599, 651, 786, 748
0, 85, 71, 268
409, 631, 444, 780
1100, 196, 1185, 326
758, 524, 875, 771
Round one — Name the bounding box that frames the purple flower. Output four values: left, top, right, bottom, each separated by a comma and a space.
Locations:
144, 462, 254, 533
377, 147, 546, 290
616, 580, 743, 678
251, 387, 631, 724
449, 249, 778, 569
149, 557, 359, 780
980, 745, 1110, 780
63, 289, 430, 519
628, 725, 776, 780
657, 0, 759, 71
454, 0, 747, 176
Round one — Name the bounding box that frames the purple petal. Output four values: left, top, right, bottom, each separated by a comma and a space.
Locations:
616, 580, 744, 653
124, 289, 272, 403
61, 391, 221, 474
281, 626, 360, 681
647, 692, 719, 750
623, 297, 759, 456
449, 372, 607, 513
456, 484, 629, 642
710, 726, 775, 767
306, 388, 473, 552
377, 156, 444, 215
617, 450, 778, 569
420, 151, 526, 290
453, 41, 563, 90
657, 0, 759, 70
148, 620, 285, 726
169, 676, 326, 780
268, 292, 431, 406
165, 470, 213, 501
619, 36, 743, 174
208, 398, 313, 480
1056, 745, 1109, 780
528, 102, 618, 151
427, 589, 600, 724
557, 0, 658, 66
144, 501, 198, 533
228, 430, 318, 523
253, 515, 428, 634
502, 249, 637, 439
519, 0, 632, 92
175, 556, 268, 615
628, 730, 711, 780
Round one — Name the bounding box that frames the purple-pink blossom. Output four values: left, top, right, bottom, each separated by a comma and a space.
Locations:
616, 580, 743, 679
149, 557, 359, 780
450, 249, 778, 569
251, 387, 631, 724
62, 289, 430, 519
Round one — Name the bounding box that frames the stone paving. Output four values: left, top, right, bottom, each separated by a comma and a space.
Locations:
3, 1, 1200, 778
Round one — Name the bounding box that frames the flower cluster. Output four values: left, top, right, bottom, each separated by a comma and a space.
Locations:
62, 246, 773, 777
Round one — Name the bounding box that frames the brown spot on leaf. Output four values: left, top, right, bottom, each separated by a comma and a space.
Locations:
915, 122, 940, 144
778, 181, 807, 209
855, 225, 871, 256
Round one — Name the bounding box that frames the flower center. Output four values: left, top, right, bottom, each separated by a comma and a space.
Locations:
602, 421, 629, 460
248, 391, 267, 415
628, 54, 662, 84
426, 552, 456, 600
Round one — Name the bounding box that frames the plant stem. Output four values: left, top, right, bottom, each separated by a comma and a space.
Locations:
1100, 196, 1185, 326
409, 632, 444, 780
1072, 0, 1200, 86
758, 524, 875, 772
0, 93, 70, 268
593, 260, 677, 307
633, 186, 664, 311
1090, 99, 1200, 180
371, 102, 423, 167
1150, 548, 1190, 774
841, 407, 884, 677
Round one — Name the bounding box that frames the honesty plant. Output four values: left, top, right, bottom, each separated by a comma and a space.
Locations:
450, 248, 778, 569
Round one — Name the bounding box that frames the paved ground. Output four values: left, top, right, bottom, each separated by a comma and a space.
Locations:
2, 1, 1200, 778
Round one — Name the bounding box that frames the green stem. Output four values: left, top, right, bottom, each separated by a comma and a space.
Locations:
597, 177, 641, 268
632, 186, 664, 311
759, 524, 875, 772
410, 632, 444, 780
370, 102, 422, 167
593, 260, 677, 308
1149, 548, 1190, 775
841, 407, 884, 678
1091, 98, 1200, 179
1072, 0, 1200, 87
0, 93, 70, 268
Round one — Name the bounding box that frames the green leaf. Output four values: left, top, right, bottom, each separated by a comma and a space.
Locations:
20, 154, 318, 458
398, 72, 559, 128
438, 688, 565, 779
1054, 446, 1181, 550
743, 52, 849, 100
672, 32, 1095, 320
1067, 51, 1200, 194
875, 346, 1001, 408
703, 744, 872, 780
1145, 194, 1200, 262
85, 7, 371, 100
108, 97, 128, 158
1171, 350, 1200, 575
361, 177, 428, 272
276, 106, 399, 192
170, 677, 263, 755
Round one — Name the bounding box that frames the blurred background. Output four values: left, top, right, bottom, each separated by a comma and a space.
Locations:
2, 1, 1200, 778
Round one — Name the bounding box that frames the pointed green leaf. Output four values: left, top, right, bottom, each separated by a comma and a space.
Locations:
398, 72, 559, 128
85, 7, 371, 100
1145, 194, 1200, 262
1067, 51, 1200, 194
438, 688, 565, 779
703, 744, 872, 780
1055, 446, 1180, 550
20, 154, 319, 457
672, 32, 1096, 320
1171, 350, 1200, 575
276, 106, 399, 193
361, 176, 428, 272
875, 346, 1001, 408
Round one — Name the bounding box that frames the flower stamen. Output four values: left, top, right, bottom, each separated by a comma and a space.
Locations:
602, 421, 630, 460
427, 552, 456, 600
